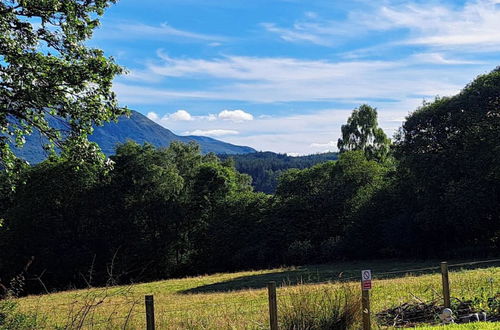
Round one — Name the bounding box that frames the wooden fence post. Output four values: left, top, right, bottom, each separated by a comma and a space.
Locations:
267, 281, 278, 330
361, 289, 371, 330
145, 295, 155, 330
440, 262, 451, 308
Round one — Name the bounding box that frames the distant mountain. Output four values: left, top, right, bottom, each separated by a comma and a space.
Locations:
12, 110, 256, 164
220, 151, 338, 193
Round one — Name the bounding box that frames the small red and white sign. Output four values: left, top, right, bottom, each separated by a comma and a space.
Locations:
361, 270, 372, 290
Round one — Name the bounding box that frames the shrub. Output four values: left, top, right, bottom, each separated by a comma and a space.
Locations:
0, 300, 44, 330
280, 283, 360, 330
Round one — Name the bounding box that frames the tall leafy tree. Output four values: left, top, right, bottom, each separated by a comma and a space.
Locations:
0, 154, 109, 292
0, 0, 125, 174
106, 141, 253, 278
337, 104, 391, 161
272, 151, 387, 263
394, 68, 500, 254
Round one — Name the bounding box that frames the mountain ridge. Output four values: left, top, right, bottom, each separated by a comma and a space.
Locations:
12, 110, 256, 163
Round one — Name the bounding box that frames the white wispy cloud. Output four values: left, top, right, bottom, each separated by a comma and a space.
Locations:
98, 21, 227, 42
185, 129, 240, 137
262, 0, 500, 52
116, 54, 482, 104
203, 114, 218, 121
408, 53, 484, 65
261, 22, 333, 46
168, 110, 193, 121
260, 10, 367, 46
145, 109, 254, 124
148, 110, 196, 122
151, 51, 391, 81
374, 0, 500, 50
147, 112, 159, 121
218, 109, 253, 122
310, 141, 337, 149
113, 82, 219, 103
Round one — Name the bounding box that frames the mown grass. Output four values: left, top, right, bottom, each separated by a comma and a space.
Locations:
12, 260, 500, 329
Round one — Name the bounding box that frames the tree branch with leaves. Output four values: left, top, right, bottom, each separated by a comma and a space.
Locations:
0, 0, 127, 175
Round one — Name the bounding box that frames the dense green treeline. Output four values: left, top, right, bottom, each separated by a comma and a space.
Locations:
1, 69, 499, 296
0, 142, 260, 293
219, 152, 338, 193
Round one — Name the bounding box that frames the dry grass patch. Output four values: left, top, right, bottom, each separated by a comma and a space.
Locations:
278, 283, 360, 330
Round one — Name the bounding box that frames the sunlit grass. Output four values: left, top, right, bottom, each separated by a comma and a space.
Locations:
417, 322, 498, 329
13, 261, 499, 329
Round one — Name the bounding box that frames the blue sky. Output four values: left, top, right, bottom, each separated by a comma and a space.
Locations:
91, 0, 500, 154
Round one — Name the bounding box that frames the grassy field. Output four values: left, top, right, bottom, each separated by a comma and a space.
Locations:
420, 323, 498, 330
11, 260, 500, 329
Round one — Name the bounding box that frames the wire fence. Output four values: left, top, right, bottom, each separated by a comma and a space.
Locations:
12, 258, 500, 329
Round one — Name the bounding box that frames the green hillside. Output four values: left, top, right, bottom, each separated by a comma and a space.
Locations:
10, 261, 500, 329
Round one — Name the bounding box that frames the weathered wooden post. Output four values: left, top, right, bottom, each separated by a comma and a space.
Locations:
145, 294, 155, 330
362, 290, 371, 330
440, 262, 451, 308
361, 270, 372, 330
267, 281, 278, 330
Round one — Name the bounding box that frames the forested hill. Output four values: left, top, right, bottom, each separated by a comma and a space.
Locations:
219, 152, 338, 193
2, 69, 499, 296
12, 110, 256, 164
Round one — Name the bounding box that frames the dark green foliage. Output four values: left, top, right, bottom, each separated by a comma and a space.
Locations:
191, 190, 271, 272
0, 141, 256, 292
0, 0, 125, 174
0, 154, 111, 292
271, 151, 388, 263
343, 68, 500, 258
286, 240, 313, 265
391, 68, 500, 256
219, 151, 338, 193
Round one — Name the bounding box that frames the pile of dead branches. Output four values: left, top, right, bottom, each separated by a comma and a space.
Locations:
377, 295, 500, 327
376, 300, 442, 327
